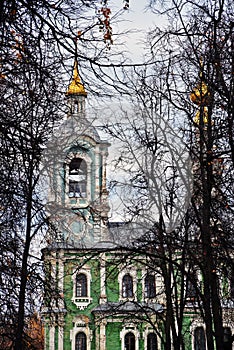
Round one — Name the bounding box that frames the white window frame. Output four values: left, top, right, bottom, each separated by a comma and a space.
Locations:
118, 267, 137, 301
143, 327, 160, 350
222, 322, 234, 350
185, 269, 202, 305
191, 320, 234, 350
191, 320, 206, 350
141, 270, 165, 303
141, 271, 156, 302
70, 316, 93, 350
120, 325, 139, 350
72, 266, 92, 310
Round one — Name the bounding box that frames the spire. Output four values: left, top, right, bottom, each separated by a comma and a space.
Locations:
66, 60, 87, 96
190, 57, 210, 124
190, 58, 209, 106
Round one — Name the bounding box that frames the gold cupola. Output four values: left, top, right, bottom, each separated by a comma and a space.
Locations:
190, 58, 211, 125
66, 60, 87, 97
190, 81, 210, 106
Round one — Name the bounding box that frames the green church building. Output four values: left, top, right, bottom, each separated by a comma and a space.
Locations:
42, 61, 234, 350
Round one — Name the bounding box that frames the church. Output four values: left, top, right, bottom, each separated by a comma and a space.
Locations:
42, 60, 234, 350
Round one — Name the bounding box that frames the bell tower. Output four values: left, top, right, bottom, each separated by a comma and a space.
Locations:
46, 59, 110, 247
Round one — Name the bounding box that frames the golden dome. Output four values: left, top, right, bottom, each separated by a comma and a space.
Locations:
194, 106, 208, 124
66, 61, 87, 96
190, 81, 210, 105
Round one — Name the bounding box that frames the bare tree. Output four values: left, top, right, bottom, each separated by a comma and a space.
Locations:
102, 4, 234, 341
0, 1, 129, 348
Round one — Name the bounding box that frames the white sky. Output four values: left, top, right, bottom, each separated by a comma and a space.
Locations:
111, 1, 165, 60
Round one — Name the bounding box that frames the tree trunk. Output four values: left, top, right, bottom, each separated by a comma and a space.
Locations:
14, 178, 33, 350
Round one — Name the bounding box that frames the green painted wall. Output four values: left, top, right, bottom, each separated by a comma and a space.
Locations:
106, 322, 122, 349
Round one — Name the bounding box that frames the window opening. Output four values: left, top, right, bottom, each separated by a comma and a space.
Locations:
147, 333, 157, 350
186, 279, 197, 300
145, 274, 156, 298
223, 327, 232, 350
122, 274, 133, 298
124, 332, 135, 350
194, 327, 206, 350
69, 158, 87, 197
75, 332, 87, 350
231, 268, 234, 299
76, 273, 87, 297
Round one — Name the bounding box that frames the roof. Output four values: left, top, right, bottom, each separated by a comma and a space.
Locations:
92, 301, 163, 314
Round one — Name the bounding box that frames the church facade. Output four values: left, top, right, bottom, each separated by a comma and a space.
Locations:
42, 62, 234, 350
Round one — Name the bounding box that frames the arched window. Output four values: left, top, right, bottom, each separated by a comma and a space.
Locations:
75, 332, 86, 350
194, 327, 206, 350
186, 279, 197, 300
125, 332, 135, 350
122, 274, 133, 298
223, 327, 232, 350
76, 273, 87, 297
145, 274, 156, 298
147, 333, 158, 350
69, 158, 87, 198
231, 268, 234, 299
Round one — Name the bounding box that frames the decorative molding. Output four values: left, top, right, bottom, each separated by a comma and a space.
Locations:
143, 327, 160, 350
71, 266, 92, 309
70, 316, 93, 350
120, 325, 139, 350
118, 266, 137, 301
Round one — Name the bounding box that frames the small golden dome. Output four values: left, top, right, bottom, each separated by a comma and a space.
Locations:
194, 106, 208, 124
66, 61, 87, 96
190, 81, 210, 105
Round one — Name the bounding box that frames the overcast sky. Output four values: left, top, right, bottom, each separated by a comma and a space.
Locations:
112, 1, 165, 60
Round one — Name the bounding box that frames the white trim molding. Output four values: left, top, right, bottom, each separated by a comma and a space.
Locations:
70, 316, 93, 350
143, 327, 160, 350
190, 319, 206, 350
120, 324, 140, 350
118, 266, 137, 301
71, 266, 92, 310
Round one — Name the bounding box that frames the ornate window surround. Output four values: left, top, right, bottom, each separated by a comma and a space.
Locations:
70, 316, 93, 350
185, 269, 202, 304
72, 266, 92, 309
120, 325, 139, 350
118, 267, 137, 301
222, 321, 234, 348
143, 327, 160, 350
141, 271, 156, 302
191, 319, 234, 350
190, 320, 206, 350
141, 270, 164, 302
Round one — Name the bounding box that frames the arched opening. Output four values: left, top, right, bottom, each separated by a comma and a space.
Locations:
194, 327, 206, 350
147, 333, 157, 350
186, 279, 197, 301
76, 273, 87, 297
69, 158, 87, 198
122, 274, 133, 298
144, 274, 156, 298
124, 332, 135, 350
223, 327, 232, 350
75, 332, 87, 350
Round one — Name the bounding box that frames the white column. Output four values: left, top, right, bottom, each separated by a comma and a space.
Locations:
49, 325, 55, 350
99, 253, 107, 303
58, 324, 64, 350
58, 251, 64, 350
100, 321, 106, 350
